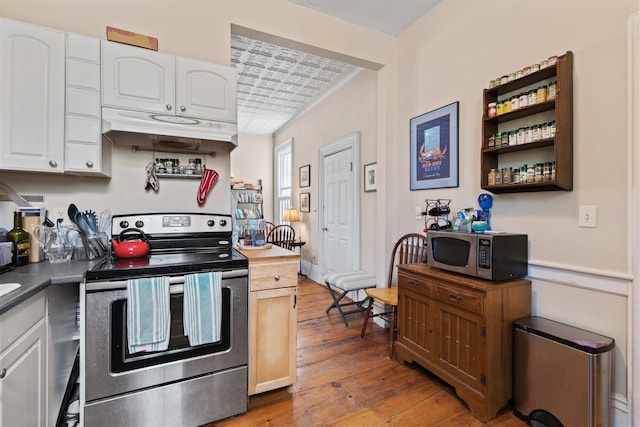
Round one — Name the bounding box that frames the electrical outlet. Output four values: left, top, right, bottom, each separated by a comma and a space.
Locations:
52, 207, 66, 222
415, 206, 423, 220
579, 205, 597, 228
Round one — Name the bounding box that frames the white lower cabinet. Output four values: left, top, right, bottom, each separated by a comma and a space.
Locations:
0, 292, 47, 427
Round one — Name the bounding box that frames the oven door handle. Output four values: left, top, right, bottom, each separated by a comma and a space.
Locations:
85, 268, 249, 291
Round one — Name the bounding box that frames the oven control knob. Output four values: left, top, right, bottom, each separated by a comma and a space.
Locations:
119, 221, 129, 229
135, 220, 144, 228
219, 219, 227, 227
207, 219, 215, 227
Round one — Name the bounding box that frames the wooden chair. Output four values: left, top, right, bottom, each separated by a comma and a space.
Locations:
360, 233, 428, 358
264, 221, 276, 239
267, 224, 296, 250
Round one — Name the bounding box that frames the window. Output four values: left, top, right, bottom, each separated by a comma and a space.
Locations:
274, 138, 293, 224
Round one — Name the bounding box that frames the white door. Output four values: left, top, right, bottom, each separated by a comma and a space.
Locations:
176, 57, 237, 123
101, 40, 175, 114
320, 133, 360, 277
0, 19, 65, 173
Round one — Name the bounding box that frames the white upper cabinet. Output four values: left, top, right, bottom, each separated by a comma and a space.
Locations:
65, 33, 111, 176
102, 41, 237, 123
176, 56, 237, 123
101, 41, 175, 115
0, 19, 65, 173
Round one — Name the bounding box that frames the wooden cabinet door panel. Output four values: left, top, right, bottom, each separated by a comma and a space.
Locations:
249, 287, 297, 395
435, 303, 485, 392
397, 289, 433, 359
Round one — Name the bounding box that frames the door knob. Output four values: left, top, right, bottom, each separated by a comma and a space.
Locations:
322, 227, 328, 231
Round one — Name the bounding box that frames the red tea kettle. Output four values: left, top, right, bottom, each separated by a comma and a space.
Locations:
111, 228, 150, 259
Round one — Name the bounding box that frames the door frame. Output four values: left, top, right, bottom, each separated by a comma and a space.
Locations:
318, 132, 361, 278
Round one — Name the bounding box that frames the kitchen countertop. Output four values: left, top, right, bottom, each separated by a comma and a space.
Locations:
237, 244, 301, 262
0, 258, 101, 315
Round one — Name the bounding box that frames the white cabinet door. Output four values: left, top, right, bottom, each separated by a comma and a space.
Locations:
0, 19, 65, 173
176, 56, 237, 123
0, 291, 46, 427
0, 320, 46, 427
65, 33, 110, 176
101, 40, 175, 114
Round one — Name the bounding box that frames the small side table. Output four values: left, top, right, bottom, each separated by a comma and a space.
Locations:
291, 241, 306, 275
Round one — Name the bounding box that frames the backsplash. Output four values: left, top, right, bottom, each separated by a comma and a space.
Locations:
0, 145, 232, 231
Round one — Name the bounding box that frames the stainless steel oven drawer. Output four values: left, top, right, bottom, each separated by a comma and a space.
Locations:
84, 365, 247, 427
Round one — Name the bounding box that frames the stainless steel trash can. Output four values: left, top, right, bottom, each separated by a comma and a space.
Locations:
513, 316, 615, 427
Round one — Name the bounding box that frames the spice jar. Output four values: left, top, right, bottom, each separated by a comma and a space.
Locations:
519, 92, 529, 109
543, 162, 551, 182
501, 132, 509, 147
516, 69, 523, 79
523, 66, 531, 76
540, 59, 548, 69
503, 167, 512, 184
531, 63, 540, 72
495, 169, 503, 185
551, 162, 556, 181
548, 55, 558, 66
550, 121, 557, 137
508, 72, 516, 82
187, 159, 196, 175
508, 130, 517, 146
488, 135, 496, 148
496, 101, 504, 116
510, 95, 519, 111
517, 128, 525, 145
520, 166, 528, 183
527, 164, 535, 182
548, 81, 557, 99
503, 99, 512, 113
536, 85, 547, 103
525, 126, 533, 144
500, 75, 508, 85
488, 102, 497, 117
528, 89, 537, 106
535, 163, 543, 183
488, 169, 496, 186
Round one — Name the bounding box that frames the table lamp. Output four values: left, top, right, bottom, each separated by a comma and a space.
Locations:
283, 207, 301, 240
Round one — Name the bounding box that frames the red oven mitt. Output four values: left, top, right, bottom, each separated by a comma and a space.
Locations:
197, 168, 219, 205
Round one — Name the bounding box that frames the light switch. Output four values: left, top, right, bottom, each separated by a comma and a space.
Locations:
578, 205, 597, 228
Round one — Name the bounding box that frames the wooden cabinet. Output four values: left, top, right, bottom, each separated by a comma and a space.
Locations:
481, 51, 573, 193
65, 33, 111, 176
102, 41, 237, 123
0, 291, 47, 427
0, 18, 65, 173
240, 246, 300, 395
395, 264, 531, 422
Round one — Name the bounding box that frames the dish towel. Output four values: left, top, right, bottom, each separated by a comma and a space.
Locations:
183, 272, 222, 346
126, 277, 170, 354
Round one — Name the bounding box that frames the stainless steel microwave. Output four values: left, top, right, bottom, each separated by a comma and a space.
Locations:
426, 230, 528, 281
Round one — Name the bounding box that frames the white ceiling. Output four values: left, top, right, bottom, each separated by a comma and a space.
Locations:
231, 0, 441, 135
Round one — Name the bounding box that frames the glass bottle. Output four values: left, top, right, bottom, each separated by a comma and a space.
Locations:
7, 210, 29, 266
495, 168, 503, 185
502, 167, 511, 184
488, 169, 496, 186
520, 165, 528, 183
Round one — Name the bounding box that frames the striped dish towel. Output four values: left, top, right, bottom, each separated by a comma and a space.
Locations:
183, 272, 222, 346
126, 277, 170, 354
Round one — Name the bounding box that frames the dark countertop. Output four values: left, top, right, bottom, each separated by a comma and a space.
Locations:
0, 259, 101, 315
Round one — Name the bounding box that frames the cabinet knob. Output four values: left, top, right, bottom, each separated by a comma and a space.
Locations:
274, 275, 280, 281
0, 368, 5, 379
180, 105, 186, 112
48, 160, 58, 168
86, 161, 94, 168
407, 281, 418, 287
166, 104, 173, 111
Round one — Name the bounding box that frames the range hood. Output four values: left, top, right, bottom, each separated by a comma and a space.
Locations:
102, 107, 238, 155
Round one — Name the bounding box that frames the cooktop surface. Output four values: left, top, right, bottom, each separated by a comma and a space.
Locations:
85, 249, 248, 281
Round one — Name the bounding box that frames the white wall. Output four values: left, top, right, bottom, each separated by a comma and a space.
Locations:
275, 69, 378, 272
391, 0, 638, 424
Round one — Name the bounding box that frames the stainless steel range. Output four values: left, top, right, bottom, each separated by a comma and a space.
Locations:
80, 213, 248, 427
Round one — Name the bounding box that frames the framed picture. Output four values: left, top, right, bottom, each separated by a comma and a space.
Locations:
364, 162, 377, 192
410, 101, 459, 190
299, 192, 310, 212
299, 164, 310, 188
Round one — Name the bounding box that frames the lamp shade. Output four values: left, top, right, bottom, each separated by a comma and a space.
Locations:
283, 208, 300, 223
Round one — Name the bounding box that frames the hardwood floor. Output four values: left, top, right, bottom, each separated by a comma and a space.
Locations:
213, 277, 528, 426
